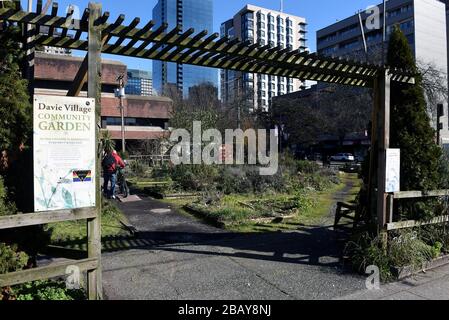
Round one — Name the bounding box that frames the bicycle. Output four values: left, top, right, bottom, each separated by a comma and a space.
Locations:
115, 168, 130, 198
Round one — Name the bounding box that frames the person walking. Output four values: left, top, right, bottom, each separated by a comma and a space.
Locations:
102, 150, 126, 199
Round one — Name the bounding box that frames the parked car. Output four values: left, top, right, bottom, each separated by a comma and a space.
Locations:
330, 153, 355, 162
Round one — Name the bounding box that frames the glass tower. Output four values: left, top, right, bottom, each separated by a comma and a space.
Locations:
152, 0, 218, 97
126, 69, 153, 96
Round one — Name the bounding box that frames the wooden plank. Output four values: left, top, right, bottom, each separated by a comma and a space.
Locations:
0, 258, 98, 287
87, 2, 103, 301
387, 215, 449, 231
67, 33, 109, 97
394, 190, 449, 199
0, 208, 96, 230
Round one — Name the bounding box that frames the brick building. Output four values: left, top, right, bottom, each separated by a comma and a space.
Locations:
34, 53, 172, 148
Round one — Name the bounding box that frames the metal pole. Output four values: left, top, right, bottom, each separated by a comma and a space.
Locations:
382, 0, 387, 66
358, 10, 368, 61
119, 79, 126, 153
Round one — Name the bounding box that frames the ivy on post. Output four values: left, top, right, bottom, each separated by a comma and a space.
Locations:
87, 1, 103, 301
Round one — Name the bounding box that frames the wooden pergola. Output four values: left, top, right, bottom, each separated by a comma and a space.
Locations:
0, 0, 415, 300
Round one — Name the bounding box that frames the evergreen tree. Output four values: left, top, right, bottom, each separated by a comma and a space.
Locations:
388, 26, 441, 191
0, 13, 32, 163
387, 26, 442, 219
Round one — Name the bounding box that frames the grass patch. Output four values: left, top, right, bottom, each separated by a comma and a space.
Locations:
45, 201, 129, 246
217, 173, 361, 233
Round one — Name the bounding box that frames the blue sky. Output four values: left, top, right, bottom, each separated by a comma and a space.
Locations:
22, 0, 377, 70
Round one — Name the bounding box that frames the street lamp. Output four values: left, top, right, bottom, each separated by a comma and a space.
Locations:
115, 74, 126, 153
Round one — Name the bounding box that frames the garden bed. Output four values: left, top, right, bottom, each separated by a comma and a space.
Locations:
392, 254, 449, 280
143, 187, 201, 200
183, 194, 311, 228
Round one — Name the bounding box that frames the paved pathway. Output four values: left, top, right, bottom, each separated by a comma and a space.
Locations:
102, 195, 367, 300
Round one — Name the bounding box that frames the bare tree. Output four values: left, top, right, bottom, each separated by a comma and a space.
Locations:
417, 59, 448, 127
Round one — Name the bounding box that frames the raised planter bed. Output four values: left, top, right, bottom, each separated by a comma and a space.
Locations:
184, 204, 297, 229
183, 205, 226, 228
144, 187, 201, 200
392, 254, 449, 280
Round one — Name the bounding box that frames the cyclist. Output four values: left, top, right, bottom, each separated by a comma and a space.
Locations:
102, 150, 126, 199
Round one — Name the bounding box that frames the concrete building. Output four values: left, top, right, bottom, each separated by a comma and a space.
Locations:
34, 53, 172, 147
221, 5, 308, 111
152, 0, 218, 97
316, 0, 449, 145
126, 69, 153, 96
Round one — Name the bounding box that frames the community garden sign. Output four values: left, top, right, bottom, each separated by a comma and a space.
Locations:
33, 95, 96, 212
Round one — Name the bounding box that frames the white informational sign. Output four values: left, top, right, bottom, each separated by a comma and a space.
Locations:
33, 95, 96, 212
386, 148, 401, 193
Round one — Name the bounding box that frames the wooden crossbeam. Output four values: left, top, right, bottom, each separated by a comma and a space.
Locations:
67, 33, 109, 97
129, 22, 168, 56
153, 27, 194, 60
47, 2, 58, 37
108, 17, 140, 51
74, 8, 89, 40
165, 29, 207, 61
0, 7, 416, 84
117, 20, 155, 55
178, 32, 218, 62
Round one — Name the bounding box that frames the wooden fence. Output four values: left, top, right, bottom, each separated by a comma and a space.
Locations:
0, 207, 101, 299
385, 190, 449, 232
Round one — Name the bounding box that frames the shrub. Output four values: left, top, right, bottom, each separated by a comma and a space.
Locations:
170, 164, 220, 191
389, 231, 433, 270
0, 176, 16, 216
345, 232, 393, 282
346, 230, 435, 282
129, 160, 146, 177
12, 280, 86, 300
296, 160, 320, 174
0, 243, 28, 274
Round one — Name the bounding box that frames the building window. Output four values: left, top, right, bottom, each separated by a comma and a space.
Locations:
268, 15, 274, 23
258, 12, 266, 21
258, 21, 266, 29
286, 19, 293, 27
278, 17, 284, 25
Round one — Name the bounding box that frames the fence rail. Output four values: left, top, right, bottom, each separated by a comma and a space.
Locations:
385, 190, 449, 232
0, 208, 97, 230
0, 258, 98, 288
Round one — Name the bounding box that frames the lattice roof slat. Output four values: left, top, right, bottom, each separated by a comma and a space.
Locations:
0, 2, 416, 87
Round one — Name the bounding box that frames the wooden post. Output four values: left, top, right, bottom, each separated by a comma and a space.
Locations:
375, 69, 391, 248
87, 2, 102, 301
387, 194, 394, 225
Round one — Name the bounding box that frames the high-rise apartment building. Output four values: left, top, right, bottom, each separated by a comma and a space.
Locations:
317, 0, 449, 144
126, 69, 153, 96
152, 0, 218, 97
221, 5, 307, 111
